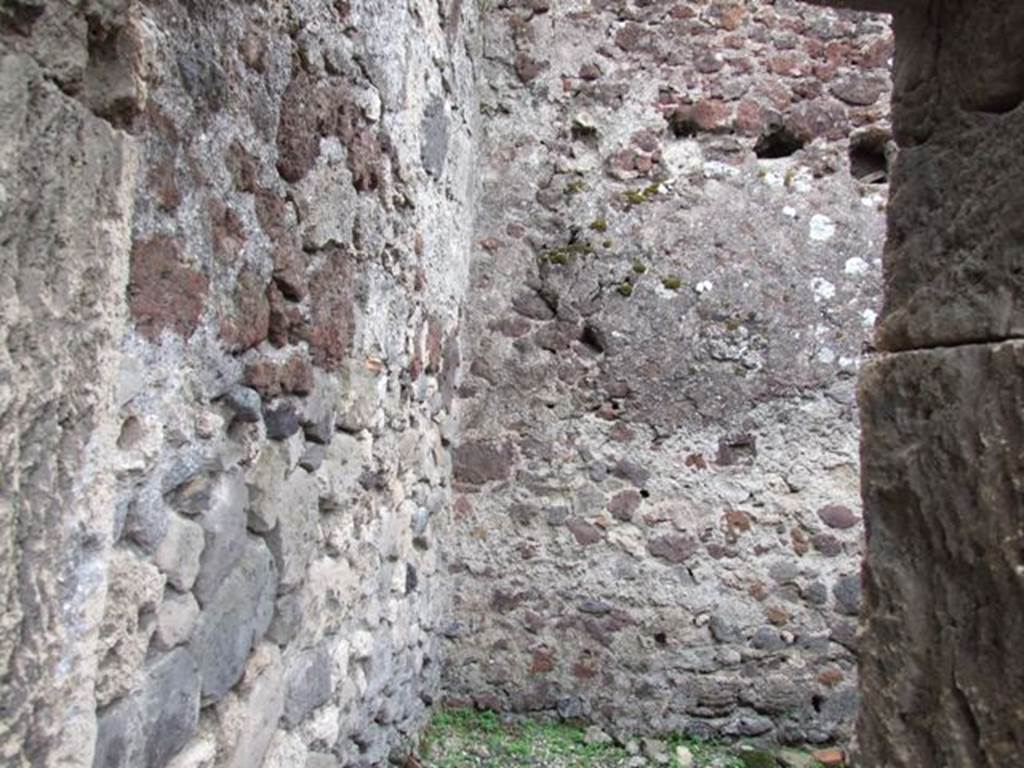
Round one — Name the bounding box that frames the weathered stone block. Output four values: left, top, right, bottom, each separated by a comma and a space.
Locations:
189, 538, 277, 702
154, 591, 201, 651
193, 472, 249, 606
154, 515, 205, 592
219, 643, 285, 768
283, 644, 334, 726
264, 467, 320, 592
858, 341, 1024, 766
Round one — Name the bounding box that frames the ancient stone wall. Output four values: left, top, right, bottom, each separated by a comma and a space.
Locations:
0, 1, 479, 766
445, 0, 891, 745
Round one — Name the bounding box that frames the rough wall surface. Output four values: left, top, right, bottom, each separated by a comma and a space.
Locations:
0, 1, 479, 766
445, 0, 890, 745
856, 1, 1024, 765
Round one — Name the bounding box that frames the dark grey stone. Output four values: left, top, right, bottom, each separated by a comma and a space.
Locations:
833, 574, 862, 616
224, 386, 262, 423
264, 403, 301, 440
421, 96, 449, 180
283, 645, 334, 725
299, 443, 326, 472
267, 591, 303, 646
750, 626, 786, 652
193, 472, 248, 606
189, 538, 277, 702
93, 697, 143, 768
141, 649, 201, 767
93, 650, 200, 768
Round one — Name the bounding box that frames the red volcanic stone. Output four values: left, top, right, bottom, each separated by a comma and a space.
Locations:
566, 518, 604, 546
148, 158, 181, 212
489, 316, 532, 338
129, 236, 208, 341
734, 99, 768, 135
530, 648, 555, 674
211, 202, 246, 265
301, 245, 353, 371
277, 66, 383, 190
272, 246, 307, 301
608, 490, 641, 522
615, 23, 648, 52
812, 533, 843, 557
220, 266, 269, 352
243, 355, 314, 398
830, 73, 886, 106
277, 69, 324, 182
818, 504, 859, 530
452, 441, 513, 484
266, 283, 304, 348
514, 53, 545, 83
648, 534, 699, 564
788, 98, 849, 141
691, 99, 732, 132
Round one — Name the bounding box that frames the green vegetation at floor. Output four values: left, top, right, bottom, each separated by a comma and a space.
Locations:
417, 709, 830, 768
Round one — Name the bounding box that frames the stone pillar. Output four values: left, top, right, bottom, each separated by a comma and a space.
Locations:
807, 0, 1024, 764
0, 52, 138, 764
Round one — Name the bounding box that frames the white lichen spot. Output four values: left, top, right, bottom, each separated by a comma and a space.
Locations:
782, 205, 798, 218
860, 308, 878, 328
811, 278, 836, 302
844, 257, 870, 276
695, 280, 713, 295
809, 214, 836, 242
817, 347, 837, 364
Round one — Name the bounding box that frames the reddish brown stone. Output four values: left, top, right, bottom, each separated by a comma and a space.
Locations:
572, 660, 598, 680
302, 245, 353, 371
128, 236, 208, 341
277, 69, 324, 183
211, 202, 246, 266
514, 53, 545, 83
426, 316, 444, 374
220, 266, 269, 352
791, 527, 810, 555
811, 748, 845, 767
818, 666, 844, 687
272, 245, 307, 301
615, 23, 647, 52
452, 441, 513, 485
812, 533, 843, 557
734, 99, 768, 136
647, 534, 699, 564
148, 158, 181, 212
243, 355, 313, 398
817, 504, 858, 530
266, 283, 303, 348
723, 508, 752, 539
529, 648, 555, 674
685, 452, 708, 470
765, 606, 789, 626
608, 490, 641, 522
566, 518, 604, 546
489, 316, 532, 338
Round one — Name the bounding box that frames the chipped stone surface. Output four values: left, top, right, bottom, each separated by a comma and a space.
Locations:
858, 341, 1024, 764
0, 0, 481, 764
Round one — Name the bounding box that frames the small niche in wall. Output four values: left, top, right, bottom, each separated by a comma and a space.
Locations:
754, 125, 805, 159
849, 129, 890, 184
